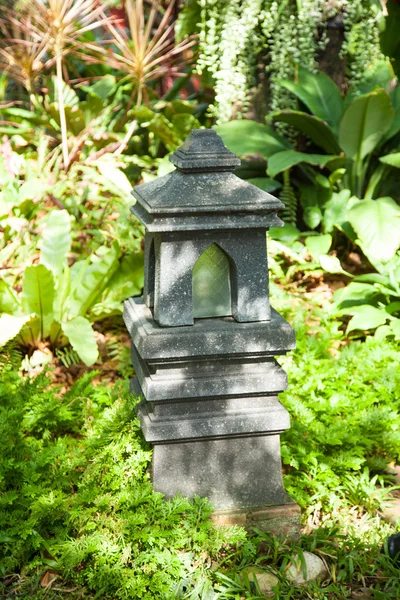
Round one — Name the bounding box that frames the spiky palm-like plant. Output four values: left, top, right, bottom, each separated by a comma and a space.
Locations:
101, 0, 194, 152
0, 11, 54, 104
23, 0, 112, 168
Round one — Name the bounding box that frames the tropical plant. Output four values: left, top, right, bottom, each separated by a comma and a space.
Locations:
99, 0, 195, 153
0, 210, 143, 365
178, 0, 386, 123
271, 62, 399, 198
218, 62, 400, 253
333, 251, 400, 339
0, 10, 54, 104
8, 0, 114, 168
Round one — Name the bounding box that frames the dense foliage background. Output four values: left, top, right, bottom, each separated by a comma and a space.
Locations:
1, 0, 400, 597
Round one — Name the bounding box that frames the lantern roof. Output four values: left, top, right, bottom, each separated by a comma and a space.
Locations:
131, 129, 284, 232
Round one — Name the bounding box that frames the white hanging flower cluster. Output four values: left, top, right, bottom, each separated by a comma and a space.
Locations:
341, 0, 385, 85
185, 0, 385, 123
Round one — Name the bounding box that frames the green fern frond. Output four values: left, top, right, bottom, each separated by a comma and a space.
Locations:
56, 346, 81, 368
280, 169, 297, 226
0, 340, 23, 373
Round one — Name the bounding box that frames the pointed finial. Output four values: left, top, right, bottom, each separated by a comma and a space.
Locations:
170, 129, 241, 172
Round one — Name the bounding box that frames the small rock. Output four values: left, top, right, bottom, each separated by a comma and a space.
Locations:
241, 566, 278, 596
287, 551, 329, 585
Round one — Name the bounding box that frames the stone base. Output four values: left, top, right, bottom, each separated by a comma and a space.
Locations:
211, 502, 301, 539
152, 434, 289, 510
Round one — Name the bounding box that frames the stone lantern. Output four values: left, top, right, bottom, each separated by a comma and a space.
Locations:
124, 129, 298, 531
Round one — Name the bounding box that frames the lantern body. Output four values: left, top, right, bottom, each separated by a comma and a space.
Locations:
124, 130, 298, 525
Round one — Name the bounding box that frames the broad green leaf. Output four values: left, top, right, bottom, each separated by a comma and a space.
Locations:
268, 224, 300, 244
0, 280, 20, 313
96, 159, 132, 196
53, 265, 71, 322
347, 197, 400, 263
157, 155, 175, 176
345, 61, 394, 105
390, 318, 400, 339
319, 254, 350, 275
272, 110, 341, 153
0, 313, 31, 346
22, 265, 55, 339
148, 113, 181, 151
323, 189, 354, 235
303, 206, 322, 229
61, 316, 98, 366
130, 105, 155, 123
379, 152, 400, 167
171, 99, 196, 115
333, 282, 381, 309
102, 252, 144, 301
267, 150, 338, 179
386, 301, 400, 314
279, 67, 343, 132
374, 324, 394, 341
18, 178, 46, 203
171, 113, 201, 140
384, 87, 400, 142
87, 75, 116, 101
339, 90, 394, 161
305, 234, 332, 259
47, 76, 79, 107
66, 242, 121, 319
248, 177, 281, 192
40, 210, 71, 282
216, 120, 289, 159
90, 252, 144, 320
346, 305, 389, 333
300, 183, 331, 209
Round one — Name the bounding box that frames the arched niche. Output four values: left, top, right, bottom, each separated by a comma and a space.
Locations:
192, 243, 232, 318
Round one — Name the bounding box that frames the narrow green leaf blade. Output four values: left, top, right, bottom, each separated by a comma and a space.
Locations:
40, 210, 71, 282
61, 316, 99, 366
21, 265, 55, 338
379, 152, 400, 167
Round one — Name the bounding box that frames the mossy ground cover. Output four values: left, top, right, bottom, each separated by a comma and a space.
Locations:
1, 289, 400, 599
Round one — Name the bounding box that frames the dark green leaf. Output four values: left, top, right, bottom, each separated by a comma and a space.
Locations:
347, 197, 400, 263
216, 120, 289, 159
247, 177, 281, 192
272, 110, 341, 153
346, 305, 389, 333
267, 150, 338, 178
21, 265, 55, 338
279, 67, 343, 132
339, 90, 394, 161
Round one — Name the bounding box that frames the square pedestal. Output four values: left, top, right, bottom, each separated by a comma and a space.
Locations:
152, 434, 289, 510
